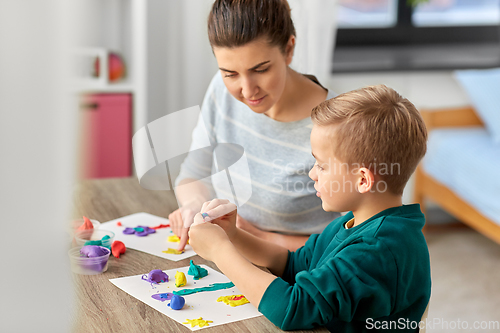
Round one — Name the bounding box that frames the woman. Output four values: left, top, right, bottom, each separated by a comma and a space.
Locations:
169, 0, 339, 251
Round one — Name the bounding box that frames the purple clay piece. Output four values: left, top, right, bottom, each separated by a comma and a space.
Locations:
136, 231, 149, 237
80, 245, 110, 258
146, 227, 156, 234
142, 269, 169, 284
169, 295, 185, 310
151, 293, 173, 302
123, 228, 135, 235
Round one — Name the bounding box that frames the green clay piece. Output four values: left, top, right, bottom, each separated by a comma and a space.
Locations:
84, 240, 102, 246
187, 260, 208, 280
102, 235, 110, 240
173, 282, 235, 296
134, 227, 144, 233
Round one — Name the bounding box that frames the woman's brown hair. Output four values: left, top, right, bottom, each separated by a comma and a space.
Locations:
208, 0, 296, 53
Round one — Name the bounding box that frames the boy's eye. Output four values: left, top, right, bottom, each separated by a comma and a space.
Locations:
224, 73, 237, 78
315, 163, 324, 171
255, 67, 269, 73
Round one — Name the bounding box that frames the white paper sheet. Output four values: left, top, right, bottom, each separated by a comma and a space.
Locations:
109, 265, 262, 331
99, 212, 196, 261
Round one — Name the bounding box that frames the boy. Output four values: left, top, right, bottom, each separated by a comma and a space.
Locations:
189, 85, 431, 332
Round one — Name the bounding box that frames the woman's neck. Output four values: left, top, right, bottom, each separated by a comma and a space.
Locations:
264, 68, 326, 122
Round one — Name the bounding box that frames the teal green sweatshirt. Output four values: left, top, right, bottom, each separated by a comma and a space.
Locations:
258, 204, 431, 332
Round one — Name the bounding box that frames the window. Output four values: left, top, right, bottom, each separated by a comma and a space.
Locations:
333, 0, 500, 72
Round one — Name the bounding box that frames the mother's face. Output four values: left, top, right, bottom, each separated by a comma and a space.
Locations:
213, 37, 294, 114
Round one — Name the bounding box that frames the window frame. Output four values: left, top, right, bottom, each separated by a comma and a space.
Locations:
335, 0, 500, 46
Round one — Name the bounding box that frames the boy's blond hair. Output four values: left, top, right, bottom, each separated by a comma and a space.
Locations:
311, 84, 427, 195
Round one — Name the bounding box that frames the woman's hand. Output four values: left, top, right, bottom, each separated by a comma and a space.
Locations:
189, 213, 232, 262
168, 203, 199, 251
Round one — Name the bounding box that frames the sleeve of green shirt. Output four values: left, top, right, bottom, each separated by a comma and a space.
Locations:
281, 233, 320, 283
259, 237, 398, 330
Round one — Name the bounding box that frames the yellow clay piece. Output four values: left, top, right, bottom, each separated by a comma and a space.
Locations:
162, 248, 184, 255
183, 317, 213, 328
175, 271, 187, 287
216, 295, 250, 307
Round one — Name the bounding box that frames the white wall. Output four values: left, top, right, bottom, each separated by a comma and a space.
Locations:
0, 1, 76, 331
329, 71, 470, 204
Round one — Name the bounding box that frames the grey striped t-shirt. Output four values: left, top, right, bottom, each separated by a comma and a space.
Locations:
175, 72, 340, 235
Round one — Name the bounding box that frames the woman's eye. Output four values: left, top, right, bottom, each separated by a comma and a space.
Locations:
255, 68, 269, 73
316, 163, 323, 171
224, 73, 237, 78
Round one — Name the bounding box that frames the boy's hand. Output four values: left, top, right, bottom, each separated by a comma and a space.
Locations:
189, 213, 231, 262
200, 199, 238, 240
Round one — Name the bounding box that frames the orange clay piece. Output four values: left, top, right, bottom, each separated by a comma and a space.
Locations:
111, 241, 126, 258
77, 216, 94, 231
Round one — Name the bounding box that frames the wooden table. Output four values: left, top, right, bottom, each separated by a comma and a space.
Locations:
72, 177, 327, 333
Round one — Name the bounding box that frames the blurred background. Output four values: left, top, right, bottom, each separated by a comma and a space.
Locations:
1, 0, 499, 332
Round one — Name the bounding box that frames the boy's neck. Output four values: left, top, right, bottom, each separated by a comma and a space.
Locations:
351, 194, 403, 227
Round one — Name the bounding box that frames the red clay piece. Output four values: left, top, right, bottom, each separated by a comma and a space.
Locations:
77, 216, 94, 231
117, 221, 122, 226
151, 223, 170, 230
111, 240, 126, 258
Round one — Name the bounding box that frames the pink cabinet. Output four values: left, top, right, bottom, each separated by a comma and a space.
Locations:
81, 94, 132, 178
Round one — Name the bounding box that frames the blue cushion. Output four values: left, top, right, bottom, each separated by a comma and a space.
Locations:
423, 128, 500, 226
455, 68, 500, 144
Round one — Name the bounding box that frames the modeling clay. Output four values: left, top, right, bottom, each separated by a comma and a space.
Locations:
141, 269, 169, 284
173, 282, 235, 296
169, 295, 185, 310
151, 292, 173, 302
84, 240, 102, 246
201, 212, 209, 219
162, 248, 184, 255
151, 223, 170, 230
111, 240, 126, 258
116, 221, 122, 226
123, 225, 156, 237
80, 245, 109, 258
83, 235, 112, 249
77, 216, 94, 231
187, 260, 208, 280
183, 318, 213, 328
175, 271, 187, 287
217, 295, 249, 307
167, 235, 180, 242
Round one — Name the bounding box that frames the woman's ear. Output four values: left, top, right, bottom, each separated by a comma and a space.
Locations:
356, 167, 375, 194
285, 35, 296, 66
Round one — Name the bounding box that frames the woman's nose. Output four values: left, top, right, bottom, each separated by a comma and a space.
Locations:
241, 77, 258, 99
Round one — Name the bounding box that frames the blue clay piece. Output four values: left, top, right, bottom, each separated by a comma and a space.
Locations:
141, 269, 169, 284
151, 293, 173, 302
169, 295, 185, 310
134, 227, 144, 233
80, 245, 109, 258
102, 235, 110, 240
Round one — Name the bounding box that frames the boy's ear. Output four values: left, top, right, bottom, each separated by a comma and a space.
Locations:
356, 167, 375, 194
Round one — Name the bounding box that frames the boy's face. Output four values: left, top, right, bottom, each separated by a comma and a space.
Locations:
309, 125, 360, 212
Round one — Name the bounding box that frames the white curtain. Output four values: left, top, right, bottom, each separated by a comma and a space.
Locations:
289, 0, 339, 89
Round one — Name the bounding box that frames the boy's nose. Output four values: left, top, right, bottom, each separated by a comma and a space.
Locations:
309, 166, 317, 181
